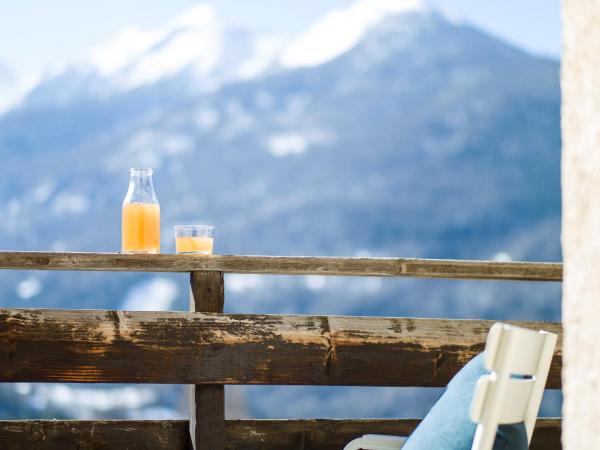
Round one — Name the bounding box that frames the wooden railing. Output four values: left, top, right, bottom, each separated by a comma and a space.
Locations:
0, 252, 563, 450
0, 251, 562, 279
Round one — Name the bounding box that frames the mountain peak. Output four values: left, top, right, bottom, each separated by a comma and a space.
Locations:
279, 0, 427, 69
90, 4, 223, 87
86, 3, 291, 91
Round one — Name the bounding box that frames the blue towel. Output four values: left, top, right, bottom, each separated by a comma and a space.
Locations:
402, 354, 528, 450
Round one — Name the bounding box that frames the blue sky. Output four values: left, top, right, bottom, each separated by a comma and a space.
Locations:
0, 0, 561, 79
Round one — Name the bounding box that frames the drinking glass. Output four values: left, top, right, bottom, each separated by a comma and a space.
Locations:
174, 225, 214, 254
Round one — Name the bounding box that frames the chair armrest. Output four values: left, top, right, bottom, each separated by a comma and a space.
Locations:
343, 434, 407, 450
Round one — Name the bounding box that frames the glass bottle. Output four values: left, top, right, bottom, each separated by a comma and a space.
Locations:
122, 168, 160, 254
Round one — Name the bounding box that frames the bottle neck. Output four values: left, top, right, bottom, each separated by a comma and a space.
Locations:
124, 171, 158, 204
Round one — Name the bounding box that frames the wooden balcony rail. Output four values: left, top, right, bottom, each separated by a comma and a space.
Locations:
0, 308, 562, 388
0, 418, 562, 450
0, 252, 562, 280
0, 254, 564, 449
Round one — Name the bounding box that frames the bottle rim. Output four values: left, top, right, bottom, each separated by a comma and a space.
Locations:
129, 168, 153, 175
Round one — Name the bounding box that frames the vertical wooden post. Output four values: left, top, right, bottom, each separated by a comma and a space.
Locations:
562, 0, 600, 448
189, 271, 225, 450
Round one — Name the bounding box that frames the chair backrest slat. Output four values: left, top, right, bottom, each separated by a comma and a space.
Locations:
484, 323, 547, 375
470, 323, 557, 450
471, 377, 534, 425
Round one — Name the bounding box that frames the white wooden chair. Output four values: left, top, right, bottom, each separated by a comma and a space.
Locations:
343, 434, 407, 450
342, 322, 557, 450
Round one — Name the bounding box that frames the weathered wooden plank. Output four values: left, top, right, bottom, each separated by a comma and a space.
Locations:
0, 309, 563, 387
226, 418, 562, 450
0, 420, 190, 450
190, 271, 225, 313
0, 419, 562, 450
0, 252, 563, 280
189, 271, 225, 450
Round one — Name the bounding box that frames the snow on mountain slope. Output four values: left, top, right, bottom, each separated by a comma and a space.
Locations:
280, 0, 427, 68
13, 0, 434, 108
17, 4, 287, 107
86, 4, 288, 90
92, 5, 231, 88
0, 63, 39, 114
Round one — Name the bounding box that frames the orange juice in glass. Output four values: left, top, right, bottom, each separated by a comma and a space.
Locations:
175, 225, 214, 255
122, 168, 160, 254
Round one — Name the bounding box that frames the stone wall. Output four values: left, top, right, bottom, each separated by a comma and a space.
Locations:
561, 0, 600, 448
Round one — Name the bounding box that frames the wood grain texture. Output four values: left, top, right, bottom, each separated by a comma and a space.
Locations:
0, 252, 562, 280
189, 271, 225, 450
0, 309, 562, 387
190, 271, 224, 313
0, 419, 562, 450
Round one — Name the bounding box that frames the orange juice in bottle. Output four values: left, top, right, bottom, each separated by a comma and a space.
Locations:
122, 168, 160, 254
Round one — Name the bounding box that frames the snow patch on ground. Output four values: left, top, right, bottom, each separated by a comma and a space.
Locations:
195, 108, 220, 130
267, 132, 308, 157
16, 277, 42, 299
226, 274, 265, 293
493, 251, 512, 262
305, 275, 327, 291
121, 277, 179, 311
26, 384, 157, 419
31, 181, 55, 204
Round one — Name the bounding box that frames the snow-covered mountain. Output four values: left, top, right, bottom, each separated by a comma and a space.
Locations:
15, 4, 287, 107
4, 0, 434, 109
0, 0, 561, 421
89, 4, 287, 89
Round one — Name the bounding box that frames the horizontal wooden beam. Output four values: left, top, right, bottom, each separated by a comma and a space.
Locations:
0, 418, 562, 450
0, 309, 562, 387
0, 252, 562, 280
